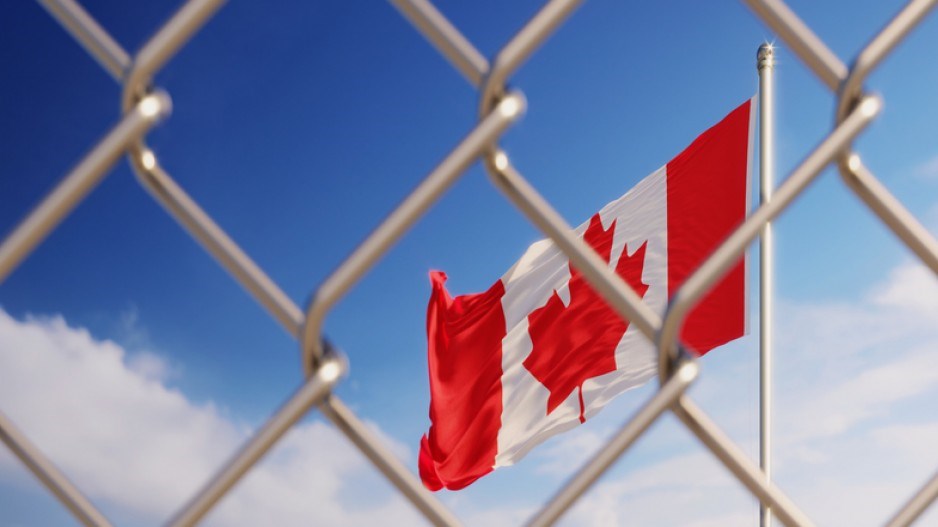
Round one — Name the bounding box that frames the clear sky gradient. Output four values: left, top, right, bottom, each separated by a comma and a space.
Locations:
2, 0, 938, 525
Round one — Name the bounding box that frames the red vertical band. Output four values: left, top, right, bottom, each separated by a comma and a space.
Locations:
666, 100, 751, 354
420, 271, 506, 491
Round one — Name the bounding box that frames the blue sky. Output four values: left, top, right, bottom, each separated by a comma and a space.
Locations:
2, 0, 938, 525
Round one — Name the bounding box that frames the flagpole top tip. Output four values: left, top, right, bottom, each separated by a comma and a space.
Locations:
757, 43, 775, 70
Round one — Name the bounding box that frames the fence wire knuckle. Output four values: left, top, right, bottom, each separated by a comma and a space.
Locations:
2, 0, 937, 525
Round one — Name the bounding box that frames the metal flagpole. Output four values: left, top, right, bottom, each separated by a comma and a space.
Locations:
757, 42, 776, 527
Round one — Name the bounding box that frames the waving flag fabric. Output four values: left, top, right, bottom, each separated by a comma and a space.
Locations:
420, 99, 754, 491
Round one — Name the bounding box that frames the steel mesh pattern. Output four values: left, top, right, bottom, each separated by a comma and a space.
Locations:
2, 0, 938, 525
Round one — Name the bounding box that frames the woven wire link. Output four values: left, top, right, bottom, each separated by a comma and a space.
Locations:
1, 0, 937, 526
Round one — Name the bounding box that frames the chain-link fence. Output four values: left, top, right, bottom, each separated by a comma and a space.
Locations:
2, 0, 938, 525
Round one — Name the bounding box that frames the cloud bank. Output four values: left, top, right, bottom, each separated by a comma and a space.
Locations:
2, 257, 938, 526
0, 310, 421, 526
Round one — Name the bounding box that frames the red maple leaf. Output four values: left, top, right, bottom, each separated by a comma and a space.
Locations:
523, 213, 649, 423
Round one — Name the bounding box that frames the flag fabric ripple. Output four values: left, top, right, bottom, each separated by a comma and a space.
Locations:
420, 99, 754, 491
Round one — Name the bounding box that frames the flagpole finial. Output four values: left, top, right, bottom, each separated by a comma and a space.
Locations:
757, 43, 775, 71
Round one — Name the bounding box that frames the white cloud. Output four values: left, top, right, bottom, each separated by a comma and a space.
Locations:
124, 349, 175, 382
456, 503, 536, 527
914, 155, 938, 180
870, 261, 938, 315
0, 310, 423, 526
530, 426, 610, 476
559, 451, 756, 527
205, 422, 421, 527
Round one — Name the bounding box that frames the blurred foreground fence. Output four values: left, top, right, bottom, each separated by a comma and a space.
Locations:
2, 0, 938, 525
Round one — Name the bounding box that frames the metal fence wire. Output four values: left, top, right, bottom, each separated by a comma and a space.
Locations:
2, 0, 938, 525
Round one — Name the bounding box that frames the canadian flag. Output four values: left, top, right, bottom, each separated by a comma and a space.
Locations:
419, 99, 754, 491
